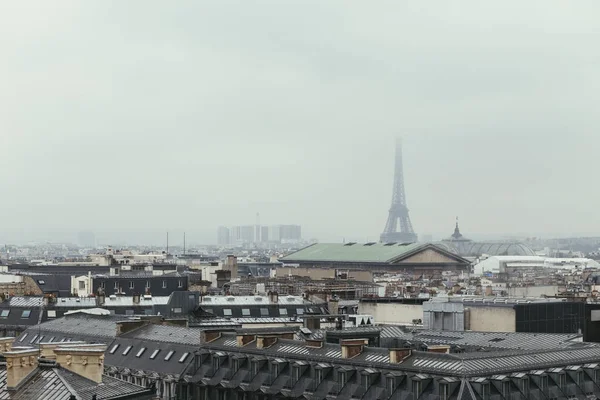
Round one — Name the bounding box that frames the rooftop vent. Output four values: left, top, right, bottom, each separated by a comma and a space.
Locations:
255, 297, 263, 301
227, 297, 235, 302
109, 295, 117, 299
398, 242, 413, 246
384, 242, 397, 246
364, 242, 376, 246
344, 242, 356, 246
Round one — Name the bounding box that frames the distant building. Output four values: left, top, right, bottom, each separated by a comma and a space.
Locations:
217, 226, 230, 246
280, 242, 470, 275
218, 224, 302, 245
436, 219, 536, 257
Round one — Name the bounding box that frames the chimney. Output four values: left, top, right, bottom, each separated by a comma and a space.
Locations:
305, 339, 324, 349
162, 318, 189, 328
485, 285, 493, 296
133, 293, 140, 304
389, 348, 412, 363
116, 319, 148, 336
341, 339, 366, 359
268, 291, 279, 304
236, 334, 256, 347
327, 298, 339, 315
201, 330, 222, 343
0, 337, 15, 352
54, 345, 107, 383
256, 336, 278, 349
39, 342, 101, 360
96, 293, 105, 307
427, 345, 450, 354
4, 348, 39, 389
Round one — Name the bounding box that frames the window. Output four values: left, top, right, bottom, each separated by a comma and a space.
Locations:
279, 308, 288, 316
482, 383, 490, 400
338, 372, 347, 387
223, 309, 232, 316
213, 357, 220, 371
520, 378, 529, 393
136, 348, 146, 358
178, 280, 182, 288
21, 310, 31, 319
37, 336, 44, 343
296, 308, 304, 315
165, 350, 175, 361
30, 334, 38, 344
114, 282, 119, 290
412, 380, 422, 395
38, 280, 45, 285
502, 381, 510, 397
260, 308, 269, 317
558, 374, 566, 388
577, 371, 584, 385
100, 281, 105, 289
179, 353, 189, 363
173, 307, 182, 314
125, 310, 134, 316
293, 366, 300, 383
79, 281, 85, 290
0, 310, 10, 318
129, 281, 134, 289
362, 374, 370, 390
232, 359, 240, 372
162, 280, 167, 288
48, 337, 55, 343
110, 344, 120, 354
47, 310, 56, 318
150, 349, 160, 359
122, 346, 133, 355
19, 333, 28, 342
242, 308, 251, 316
145, 281, 150, 289
388, 377, 397, 393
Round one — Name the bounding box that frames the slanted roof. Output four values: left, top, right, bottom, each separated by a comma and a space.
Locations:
280, 242, 423, 263
0, 365, 152, 400
281, 242, 468, 265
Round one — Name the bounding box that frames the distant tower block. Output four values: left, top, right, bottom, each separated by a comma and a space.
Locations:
380, 138, 418, 243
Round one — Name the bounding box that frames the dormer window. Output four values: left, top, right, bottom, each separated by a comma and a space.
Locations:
440, 383, 449, 400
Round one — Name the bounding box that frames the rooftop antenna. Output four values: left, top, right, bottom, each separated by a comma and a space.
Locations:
183, 232, 186, 255
166, 232, 169, 255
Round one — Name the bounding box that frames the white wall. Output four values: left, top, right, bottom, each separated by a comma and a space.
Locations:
71, 275, 92, 297
358, 302, 423, 325
0, 274, 23, 283
467, 306, 516, 332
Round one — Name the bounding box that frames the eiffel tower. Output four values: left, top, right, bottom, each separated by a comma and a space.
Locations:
380, 138, 418, 243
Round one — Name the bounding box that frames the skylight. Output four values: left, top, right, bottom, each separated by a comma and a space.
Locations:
122, 346, 132, 355
150, 349, 160, 359
136, 348, 146, 357
165, 350, 175, 361
109, 344, 120, 354
179, 353, 189, 363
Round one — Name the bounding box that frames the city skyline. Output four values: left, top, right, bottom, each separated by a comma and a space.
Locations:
2, 2, 600, 245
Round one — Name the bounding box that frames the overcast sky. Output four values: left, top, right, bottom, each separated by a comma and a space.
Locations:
1, 1, 599, 245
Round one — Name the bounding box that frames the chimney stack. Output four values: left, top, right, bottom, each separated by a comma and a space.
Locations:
54, 345, 107, 383
0, 337, 15, 352
116, 319, 148, 336
4, 348, 39, 389
341, 339, 366, 359
256, 336, 278, 349
39, 342, 102, 360
236, 334, 256, 347
268, 291, 279, 304
201, 330, 222, 344
133, 293, 140, 304
389, 348, 412, 363
305, 339, 324, 349
485, 285, 493, 296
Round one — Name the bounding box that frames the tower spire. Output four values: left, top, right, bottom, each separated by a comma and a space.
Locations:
380, 138, 417, 243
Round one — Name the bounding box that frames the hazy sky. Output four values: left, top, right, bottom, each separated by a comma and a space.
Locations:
1, 1, 599, 245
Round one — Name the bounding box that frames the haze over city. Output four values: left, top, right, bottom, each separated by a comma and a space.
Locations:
1, 1, 600, 245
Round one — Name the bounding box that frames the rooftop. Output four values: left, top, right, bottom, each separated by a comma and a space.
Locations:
281, 242, 426, 263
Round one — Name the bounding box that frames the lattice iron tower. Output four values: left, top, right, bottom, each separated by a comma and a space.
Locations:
380, 138, 418, 243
